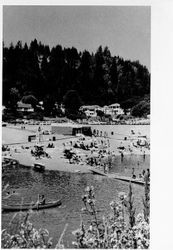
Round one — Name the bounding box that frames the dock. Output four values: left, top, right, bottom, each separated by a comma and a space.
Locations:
89, 168, 145, 185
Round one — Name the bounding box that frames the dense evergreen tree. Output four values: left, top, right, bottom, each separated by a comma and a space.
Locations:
63, 90, 83, 116
3, 40, 150, 117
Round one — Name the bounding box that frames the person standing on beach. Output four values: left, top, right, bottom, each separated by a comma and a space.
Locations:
147, 168, 150, 179
108, 152, 112, 169
121, 151, 124, 162
132, 167, 136, 179
103, 163, 106, 173
107, 139, 110, 147
105, 164, 109, 173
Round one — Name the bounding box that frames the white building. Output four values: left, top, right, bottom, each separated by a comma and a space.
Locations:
108, 103, 124, 116
17, 102, 34, 112
80, 103, 124, 118
2, 106, 6, 115
103, 106, 112, 115
103, 103, 124, 116
80, 105, 101, 117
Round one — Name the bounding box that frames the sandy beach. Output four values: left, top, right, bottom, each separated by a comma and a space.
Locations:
2, 124, 150, 177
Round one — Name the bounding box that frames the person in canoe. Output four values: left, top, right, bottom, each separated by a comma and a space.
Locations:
37, 194, 46, 205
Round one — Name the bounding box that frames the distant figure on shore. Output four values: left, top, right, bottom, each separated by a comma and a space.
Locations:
120, 152, 124, 162
103, 163, 106, 173
47, 143, 54, 148
131, 130, 135, 135
108, 152, 112, 169
143, 169, 150, 182
143, 151, 146, 161
139, 173, 142, 179
132, 167, 136, 179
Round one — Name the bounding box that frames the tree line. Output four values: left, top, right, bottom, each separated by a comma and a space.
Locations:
3, 39, 150, 117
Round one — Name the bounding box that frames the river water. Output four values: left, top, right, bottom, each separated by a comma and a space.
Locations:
2, 167, 146, 248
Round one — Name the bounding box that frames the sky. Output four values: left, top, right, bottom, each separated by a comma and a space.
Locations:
3, 6, 150, 70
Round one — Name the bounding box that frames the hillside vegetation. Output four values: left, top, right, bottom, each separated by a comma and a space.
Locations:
3, 40, 150, 117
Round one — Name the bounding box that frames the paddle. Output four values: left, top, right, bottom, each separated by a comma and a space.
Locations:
36, 194, 40, 210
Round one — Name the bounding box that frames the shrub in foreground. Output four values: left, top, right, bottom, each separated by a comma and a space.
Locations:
72, 176, 150, 249
2, 212, 53, 248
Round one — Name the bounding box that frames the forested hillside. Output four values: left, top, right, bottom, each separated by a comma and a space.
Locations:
3, 39, 150, 115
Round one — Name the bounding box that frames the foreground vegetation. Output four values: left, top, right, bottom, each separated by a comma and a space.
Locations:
72, 175, 150, 249
2, 174, 150, 248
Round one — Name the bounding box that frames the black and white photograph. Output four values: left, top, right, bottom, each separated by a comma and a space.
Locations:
2, 2, 152, 249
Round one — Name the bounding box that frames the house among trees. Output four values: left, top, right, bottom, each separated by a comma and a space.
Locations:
80, 103, 124, 118
80, 105, 101, 117
106, 103, 124, 116
125, 108, 131, 116
17, 102, 34, 112
2, 106, 6, 115
3, 40, 150, 120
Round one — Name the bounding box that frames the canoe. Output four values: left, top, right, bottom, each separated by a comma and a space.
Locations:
2, 199, 61, 212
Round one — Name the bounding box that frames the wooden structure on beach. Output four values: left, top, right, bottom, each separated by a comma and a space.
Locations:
51, 123, 92, 136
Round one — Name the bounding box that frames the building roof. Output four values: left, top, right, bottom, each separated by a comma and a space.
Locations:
51, 122, 90, 128
17, 102, 32, 109
109, 103, 120, 107
51, 122, 83, 128
81, 105, 101, 110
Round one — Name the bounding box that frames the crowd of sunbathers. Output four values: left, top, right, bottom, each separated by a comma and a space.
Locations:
31, 146, 51, 159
